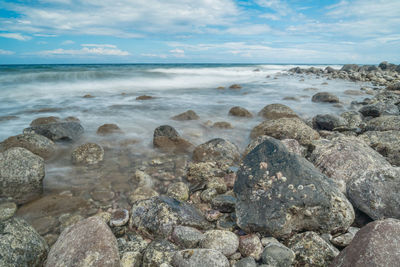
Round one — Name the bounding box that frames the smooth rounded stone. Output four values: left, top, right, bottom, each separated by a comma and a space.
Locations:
0, 202, 17, 221
310, 136, 391, 193
262, 241, 295, 267
258, 103, 298, 120
121, 251, 142, 267
192, 138, 240, 166
359, 103, 399, 118
229, 106, 253, 118
59, 214, 84, 232
331, 229, 357, 248
207, 177, 227, 194
211, 195, 237, 213
250, 117, 320, 146
234, 138, 354, 238
233, 257, 257, 267
243, 136, 306, 158
331, 219, 400, 267
91, 189, 114, 202
261, 237, 280, 247
173, 249, 229, 267
167, 182, 189, 201
128, 187, 159, 203
186, 161, 224, 184
136, 95, 154, 100
288, 231, 339, 267
340, 111, 363, 129
311, 92, 340, 103
172, 110, 199, 121
347, 167, 400, 220
30, 116, 60, 126
45, 216, 120, 267
0, 218, 48, 267
130, 196, 210, 238
212, 121, 233, 129
201, 230, 239, 256
24, 121, 84, 142
153, 125, 193, 153
110, 209, 129, 227
200, 188, 218, 203
171, 226, 204, 248
142, 240, 177, 267
205, 209, 223, 222
359, 130, 400, 166
0, 147, 45, 204
0, 133, 56, 160
364, 115, 400, 131
239, 234, 263, 260
229, 84, 242, 89
71, 143, 104, 165
312, 114, 348, 131
96, 123, 123, 135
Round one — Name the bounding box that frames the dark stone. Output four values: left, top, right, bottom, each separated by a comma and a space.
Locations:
24, 121, 84, 142
229, 106, 253, 118
312, 114, 348, 131
153, 125, 193, 153
211, 195, 237, 213
359, 103, 399, 118
312, 92, 340, 103
96, 124, 123, 135
341, 64, 359, 72
172, 110, 199, 121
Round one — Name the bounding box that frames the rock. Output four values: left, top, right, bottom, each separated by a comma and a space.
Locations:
71, 143, 104, 165
312, 92, 340, 103
24, 121, 84, 142
229, 106, 253, 118
167, 182, 189, 201
229, 84, 242, 89
347, 167, 400, 220
364, 115, 400, 131
244, 136, 306, 158
0, 147, 45, 204
0, 115, 18, 122
207, 177, 227, 194
171, 226, 204, 248
96, 123, 123, 135
142, 239, 177, 267
136, 95, 154, 100
193, 138, 240, 166
83, 94, 95, 98
261, 241, 295, 267
211, 195, 236, 213
359, 103, 399, 117
172, 110, 199, 121
110, 209, 129, 227
234, 138, 354, 238
153, 125, 193, 153
288, 231, 339, 266
310, 136, 391, 193
200, 188, 218, 203
117, 233, 148, 254
312, 114, 348, 131
130, 196, 210, 238
201, 230, 239, 256
239, 234, 263, 260
0, 133, 56, 160
344, 90, 363, 95
331, 219, 400, 267
234, 257, 257, 267
331, 228, 359, 248
212, 121, 233, 129
128, 187, 159, 203
172, 249, 229, 267
340, 111, 363, 129
30, 116, 60, 126
258, 104, 298, 120
0, 202, 17, 221
186, 161, 225, 184
121, 251, 142, 267
45, 216, 119, 267
387, 81, 400, 90
341, 64, 359, 72
250, 117, 319, 146
0, 218, 48, 267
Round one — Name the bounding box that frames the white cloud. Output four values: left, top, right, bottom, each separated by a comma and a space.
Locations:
169, 48, 185, 57
34, 33, 57, 37
81, 44, 117, 48
0, 32, 31, 41
35, 44, 130, 56
0, 49, 15, 55
61, 40, 75, 45
259, 13, 280, 21
141, 53, 167, 58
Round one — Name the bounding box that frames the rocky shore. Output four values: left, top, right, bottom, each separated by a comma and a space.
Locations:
1, 62, 400, 267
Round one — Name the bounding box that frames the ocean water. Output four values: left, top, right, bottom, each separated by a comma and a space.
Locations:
0, 64, 373, 203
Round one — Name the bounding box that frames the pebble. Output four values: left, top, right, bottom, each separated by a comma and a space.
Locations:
201, 230, 239, 256
110, 209, 129, 227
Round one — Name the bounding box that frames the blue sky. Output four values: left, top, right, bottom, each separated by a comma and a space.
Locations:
0, 0, 399, 64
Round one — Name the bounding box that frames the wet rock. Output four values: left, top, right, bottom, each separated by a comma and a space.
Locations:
229, 106, 253, 118
262, 241, 295, 267
187, 162, 225, 184
46, 216, 120, 267
24, 121, 84, 142
71, 143, 104, 165
258, 103, 298, 120
344, 90, 363, 96
312, 92, 340, 103
312, 114, 348, 131
200, 188, 218, 203
239, 234, 263, 260
171, 226, 204, 248
142, 239, 177, 267
234, 138, 354, 238
96, 123, 123, 135
172, 110, 199, 121
364, 115, 400, 131
310, 136, 391, 193
128, 187, 159, 203
201, 230, 239, 256
0, 133, 56, 160
331, 219, 400, 267
229, 84, 242, 89
130, 196, 210, 238
0, 115, 18, 122
359, 103, 399, 117
30, 116, 60, 126
207, 177, 227, 194
83, 94, 95, 98
110, 209, 129, 227
117, 233, 148, 254
347, 167, 400, 220
0, 202, 17, 221
0, 218, 48, 267
0, 147, 45, 204
153, 125, 193, 153
330, 227, 359, 248
340, 111, 363, 129
288, 231, 339, 266
121, 251, 142, 267
387, 81, 400, 90
193, 138, 240, 166
212, 121, 233, 129
136, 95, 154, 100
167, 182, 189, 201
234, 257, 257, 267
250, 117, 319, 146
172, 249, 229, 267
244, 136, 306, 158
211, 195, 237, 213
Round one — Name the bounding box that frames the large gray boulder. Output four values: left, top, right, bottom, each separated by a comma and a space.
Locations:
192, 138, 240, 166
24, 121, 84, 142
45, 216, 120, 267
0, 147, 45, 204
234, 138, 354, 238
0, 218, 48, 267
359, 103, 399, 118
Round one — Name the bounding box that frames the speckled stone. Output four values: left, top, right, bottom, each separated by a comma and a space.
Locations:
142, 239, 177, 267
110, 209, 129, 227
172, 249, 229, 267
239, 234, 263, 260
171, 225, 205, 248
0, 202, 17, 221
71, 143, 104, 165
167, 182, 189, 201
201, 230, 239, 256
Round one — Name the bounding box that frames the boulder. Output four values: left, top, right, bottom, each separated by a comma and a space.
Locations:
261, 240, 295, 266
229, 84, 242, 89
24, 121, 84, 142
243, 136, 306, 158
192, 138, 240, 167
172, 249, 229, 267
312, 92, 340, 103
71, 143, 104, 165
340, 111, 363, 129
136, 95, 154, 100
172, 110, 199, 121
234, 138, 354, 238
212, 121, 233, 129
340, 64, 359, 72
96, 124, 123, 135
153, 125, 193, 153
30, 116, 60, 126
312, 114, 348, 131
331, 219, 400, 267
0, 133, 56, 160
142, 239, 177, 267
250, 117, 319, 146
0, 218, 48, 267
45, 216, 120, 267
364, 115, 400, 131
359, 103, 399, 117
200, 230, 239, 256
229, 106, 253, 118
258, 104, 298, 120
0, 147, 45, 204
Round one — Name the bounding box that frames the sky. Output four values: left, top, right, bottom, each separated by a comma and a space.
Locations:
0, 0, 399, 64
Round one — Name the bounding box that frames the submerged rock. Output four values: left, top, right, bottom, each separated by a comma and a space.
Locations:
212, 121, 233, 129
96, 123, 123, 135
172, 110, 199, 121
312, 92, 340, 103
258, 103, 298, 120
30, 116, 60, 126
153, 125, 193, 153
71, 143, 104, 165
192, 138, 240, 167
172, 249, 229, 267
229, 106, 253, 118
24, 121, 84, 142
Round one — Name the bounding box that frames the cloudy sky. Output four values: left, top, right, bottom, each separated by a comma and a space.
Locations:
0, 0, 399, 64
